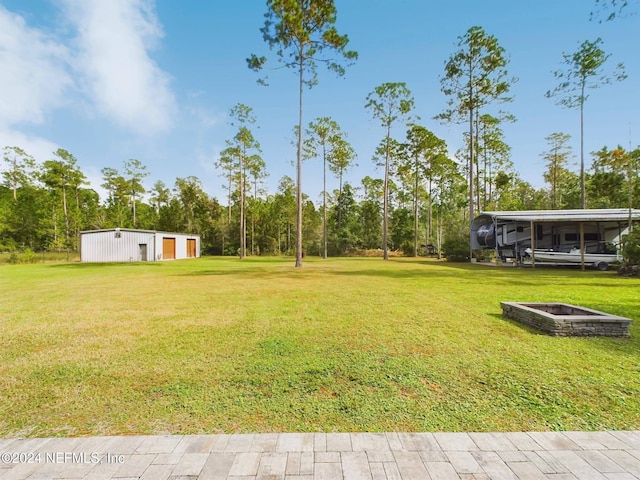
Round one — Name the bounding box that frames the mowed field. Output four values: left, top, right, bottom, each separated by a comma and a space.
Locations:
0, 256, 639, 437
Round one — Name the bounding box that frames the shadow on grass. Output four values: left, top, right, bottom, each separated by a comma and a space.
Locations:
178, 263, 324, 279
170, 258, 640, 303
177, 258, 640, 285
47, 262, 163, 268
180, 262, 464, 280
180, 268, 284, 277
324, 261, 626, 284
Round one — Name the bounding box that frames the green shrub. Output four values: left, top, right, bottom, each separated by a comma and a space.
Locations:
618, 262, 640, 277
622, 228, 640, 264
442, 233, 470, 262
474, 249, 493, 262
22, 248, 38, 264
400, 240, 414, 256
0, 238, 18, 252
6, 252, 19, 264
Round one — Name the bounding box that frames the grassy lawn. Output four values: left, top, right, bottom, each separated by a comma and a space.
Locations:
1, 256, 638, 437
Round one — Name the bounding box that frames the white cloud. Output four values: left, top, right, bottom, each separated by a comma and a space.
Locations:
0, 6, 71, 127
197, 145, 222, 175
0, 128, 61, 165
184, 90, 226, 132
61, 0, 176, 135
196, 144, 228, 200
0, 129, 103, 198
187, 106, 225, 130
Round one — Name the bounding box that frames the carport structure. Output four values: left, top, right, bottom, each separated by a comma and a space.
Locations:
471, 208, 640, 269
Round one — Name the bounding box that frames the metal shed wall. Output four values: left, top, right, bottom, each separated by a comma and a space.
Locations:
81, 230, 156, 263
80, 229, 201, 262
153, 233, 201, 260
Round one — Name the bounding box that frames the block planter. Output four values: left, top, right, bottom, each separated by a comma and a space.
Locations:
501, 302, 631, 337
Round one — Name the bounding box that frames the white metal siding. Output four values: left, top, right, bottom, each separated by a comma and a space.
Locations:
155, 233, 201, 260
80, 229, 201, 262
81, 230, 156, 263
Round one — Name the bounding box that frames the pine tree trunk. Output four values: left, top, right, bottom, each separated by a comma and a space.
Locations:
295, 56, 304, 267
62, 184, 69, 244
580, 86, 585, 209
383, 126, 391, 261
323, 144, 327, 259
240, 157, 246, 259
413, 154, 419, 257
12, 156, 17, 201
468, 104, 474, 261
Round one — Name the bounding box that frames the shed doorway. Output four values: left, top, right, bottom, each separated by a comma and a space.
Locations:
138, 244, 147, 261
187, 239, 196, 258
162, 237, 176, 259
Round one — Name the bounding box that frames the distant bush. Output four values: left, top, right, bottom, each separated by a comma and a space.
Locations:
1, 250, 78, 264
619, 228, 640, 276
222, 246, 238, 256
442, 233, 470, 262
618, 263, 640, 277
346, 248, 404, 257
22, 248, 38, 264
400, 240, 414, 256
4, 249, 38, 264
622, 228, 640, 264
0, 238, 17, 253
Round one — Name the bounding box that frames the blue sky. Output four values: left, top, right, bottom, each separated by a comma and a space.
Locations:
0, 0, 638, 205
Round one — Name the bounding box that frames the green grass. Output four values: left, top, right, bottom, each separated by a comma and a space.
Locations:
1, 256, 639, 437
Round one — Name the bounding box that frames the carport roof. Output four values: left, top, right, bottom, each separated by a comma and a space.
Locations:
476, 208, 640, 223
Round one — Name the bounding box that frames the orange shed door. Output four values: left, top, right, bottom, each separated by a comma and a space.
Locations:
162, 237, 176, 259
187, 239, 196, 257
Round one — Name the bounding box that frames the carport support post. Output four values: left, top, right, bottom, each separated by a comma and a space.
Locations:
618, 222, 622, 253
530, 221, 535, 269
580, 222, 585, 271
494, 217, 498, 264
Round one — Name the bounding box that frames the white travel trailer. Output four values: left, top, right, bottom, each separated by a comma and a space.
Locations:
80, 228, 200, 263
471, 209, 640, 269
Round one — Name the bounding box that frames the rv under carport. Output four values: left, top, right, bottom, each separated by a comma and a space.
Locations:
471, 209, 640, 270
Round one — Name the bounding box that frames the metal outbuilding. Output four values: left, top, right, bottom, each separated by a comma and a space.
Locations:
80, 228, 200, 263
471, 208, 640, 268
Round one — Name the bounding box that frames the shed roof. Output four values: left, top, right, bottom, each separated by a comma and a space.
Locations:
476, 208, 640, 223
80, 228, 199, 236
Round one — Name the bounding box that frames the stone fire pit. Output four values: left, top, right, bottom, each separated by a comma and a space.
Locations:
500, 302, 631, 337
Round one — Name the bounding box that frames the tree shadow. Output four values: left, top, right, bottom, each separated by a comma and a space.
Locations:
178, 264, 322, 279
177, 258, 640, 285
182, 258, 466, 280
47, 262, 163, 268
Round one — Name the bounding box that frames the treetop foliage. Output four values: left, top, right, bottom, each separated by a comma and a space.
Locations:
438, 25, 515, 123
591, 0, 633, 22
546, 38, 627, 109
365, 82, 415, 129
247, 0, 357, 87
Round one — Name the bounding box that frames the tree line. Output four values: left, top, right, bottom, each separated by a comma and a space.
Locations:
1, 133, 637, 257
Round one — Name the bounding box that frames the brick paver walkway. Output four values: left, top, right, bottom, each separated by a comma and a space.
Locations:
1, 431, 639, 479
